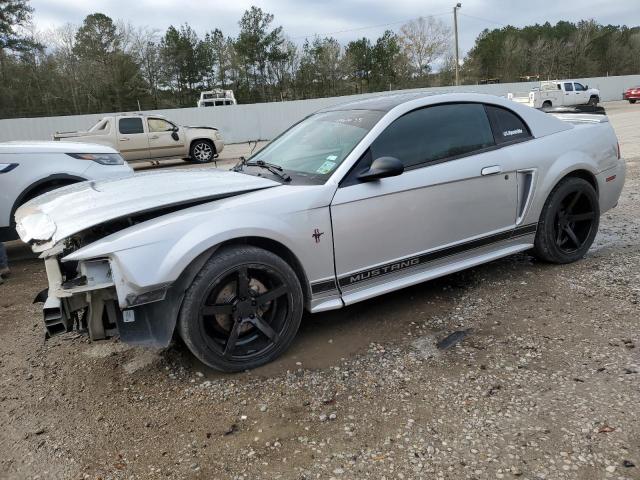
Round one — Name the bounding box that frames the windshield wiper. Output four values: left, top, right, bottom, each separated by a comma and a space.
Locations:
245, 160, 291, 182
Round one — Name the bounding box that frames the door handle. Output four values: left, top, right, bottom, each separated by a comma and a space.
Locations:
481, 165, 502, 176
120, 137, 130, 142
150, 135, 159, 139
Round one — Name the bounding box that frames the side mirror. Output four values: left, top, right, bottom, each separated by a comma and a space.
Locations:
172, 126, 179, 132
584, 85, 589, 89
358, 156, 404, 182
171, 131, 179, 141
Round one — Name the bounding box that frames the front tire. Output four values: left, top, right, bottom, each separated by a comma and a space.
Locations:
533, 177, 599, 264
190, 140, 215, 163
588, 95, 599, 106
178, 246, 303, 372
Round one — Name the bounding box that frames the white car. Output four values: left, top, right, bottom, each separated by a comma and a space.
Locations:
0, 142, 132, 242
16, 93, 625, 372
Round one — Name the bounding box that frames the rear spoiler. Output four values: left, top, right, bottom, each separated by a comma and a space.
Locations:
540, 105, 606, 115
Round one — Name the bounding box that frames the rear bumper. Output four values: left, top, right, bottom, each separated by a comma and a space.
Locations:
597, 158, 626, 213
623, 93, 640, 100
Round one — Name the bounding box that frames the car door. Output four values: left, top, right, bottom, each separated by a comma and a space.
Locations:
563, 82, 578, 106
572, 82, 588, 104
117, 117, 150, 161
330, 103, 519, 295
147, 118, 186, 159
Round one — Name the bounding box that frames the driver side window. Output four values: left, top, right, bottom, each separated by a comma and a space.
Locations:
369, 103, 495, 169
148, 118, 175, 132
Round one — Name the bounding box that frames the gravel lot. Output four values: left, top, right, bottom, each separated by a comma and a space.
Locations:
0, 101, 638, 480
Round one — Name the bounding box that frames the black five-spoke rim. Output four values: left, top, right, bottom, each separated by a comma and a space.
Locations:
554, 188, 596, 254
199, 265, 289, 360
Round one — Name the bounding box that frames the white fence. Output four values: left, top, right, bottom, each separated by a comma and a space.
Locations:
1, 74, 638, 145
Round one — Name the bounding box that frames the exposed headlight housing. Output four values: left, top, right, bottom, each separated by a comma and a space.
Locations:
66, 153, 125, 165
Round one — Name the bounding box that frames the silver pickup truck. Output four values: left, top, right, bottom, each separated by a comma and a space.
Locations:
54, 113, 224, 163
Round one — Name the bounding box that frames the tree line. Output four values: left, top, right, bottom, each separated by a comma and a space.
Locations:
0, 0, 639, 119
466, 20, 640, 82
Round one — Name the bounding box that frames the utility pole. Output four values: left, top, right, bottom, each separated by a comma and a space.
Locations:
453, 3, 462, 86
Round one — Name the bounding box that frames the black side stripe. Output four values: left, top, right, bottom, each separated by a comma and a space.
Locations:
310, 279, 338, 295
337, 223, 538, 288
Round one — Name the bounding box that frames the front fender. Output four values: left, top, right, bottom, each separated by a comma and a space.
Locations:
64, 201, 334, 301
107, 213, 304, 289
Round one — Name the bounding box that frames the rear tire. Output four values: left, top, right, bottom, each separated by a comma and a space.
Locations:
630, 99, 637, 104
533, 177, 599, 264
178, 246, 303, 372
542, 101, 552, 108
189, 140, 215, 163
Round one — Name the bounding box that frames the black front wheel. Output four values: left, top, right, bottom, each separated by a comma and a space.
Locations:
178, 246, 303, 372
533, 177, 599, 264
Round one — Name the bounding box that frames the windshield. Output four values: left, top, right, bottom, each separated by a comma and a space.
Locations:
247, 109, 383, 181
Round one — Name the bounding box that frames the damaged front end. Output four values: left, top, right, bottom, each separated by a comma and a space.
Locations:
14, 168, 280, 346
36, 226, 177, 346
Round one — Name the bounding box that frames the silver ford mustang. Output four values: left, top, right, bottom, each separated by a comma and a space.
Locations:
16, 93, 626, 372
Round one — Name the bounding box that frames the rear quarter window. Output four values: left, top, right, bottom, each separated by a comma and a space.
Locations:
485, 105, 532, 144
119, 118, 144, 135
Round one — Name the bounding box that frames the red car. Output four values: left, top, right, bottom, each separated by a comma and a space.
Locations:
623, 86, 640, 103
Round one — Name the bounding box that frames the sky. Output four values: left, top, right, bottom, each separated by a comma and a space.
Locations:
30, 0, 640, 57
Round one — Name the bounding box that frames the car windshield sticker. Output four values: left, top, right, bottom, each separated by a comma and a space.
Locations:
326, 155, 338, 161
316, 160, 336, 174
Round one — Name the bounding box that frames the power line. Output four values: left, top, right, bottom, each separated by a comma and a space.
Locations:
458, 13, 508, 28
290, 11, 451, 40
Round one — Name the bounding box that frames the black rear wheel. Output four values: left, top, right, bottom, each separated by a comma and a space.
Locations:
178, 246, 303, 372
533, 177, 599, 264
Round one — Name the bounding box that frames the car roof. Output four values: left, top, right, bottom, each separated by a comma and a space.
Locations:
0, 141, 119, 154
117, 113, 166, 119
318, 91, 533, 113
318, 91, 572, 139
320, 92, 440, 112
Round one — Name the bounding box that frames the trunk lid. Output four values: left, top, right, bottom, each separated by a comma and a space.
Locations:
15, 169, 279, 250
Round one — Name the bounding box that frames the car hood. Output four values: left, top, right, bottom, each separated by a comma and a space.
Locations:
15, 168, 279, 251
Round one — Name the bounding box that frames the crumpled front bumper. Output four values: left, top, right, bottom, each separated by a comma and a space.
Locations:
40, 255, 119, 338
39, 251, 186, 347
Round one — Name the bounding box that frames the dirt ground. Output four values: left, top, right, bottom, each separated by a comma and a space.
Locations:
1, 101, 639, 480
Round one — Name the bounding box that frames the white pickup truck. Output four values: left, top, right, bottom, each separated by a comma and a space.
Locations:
508, 80, 600, 109
54, 113, 224, 163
